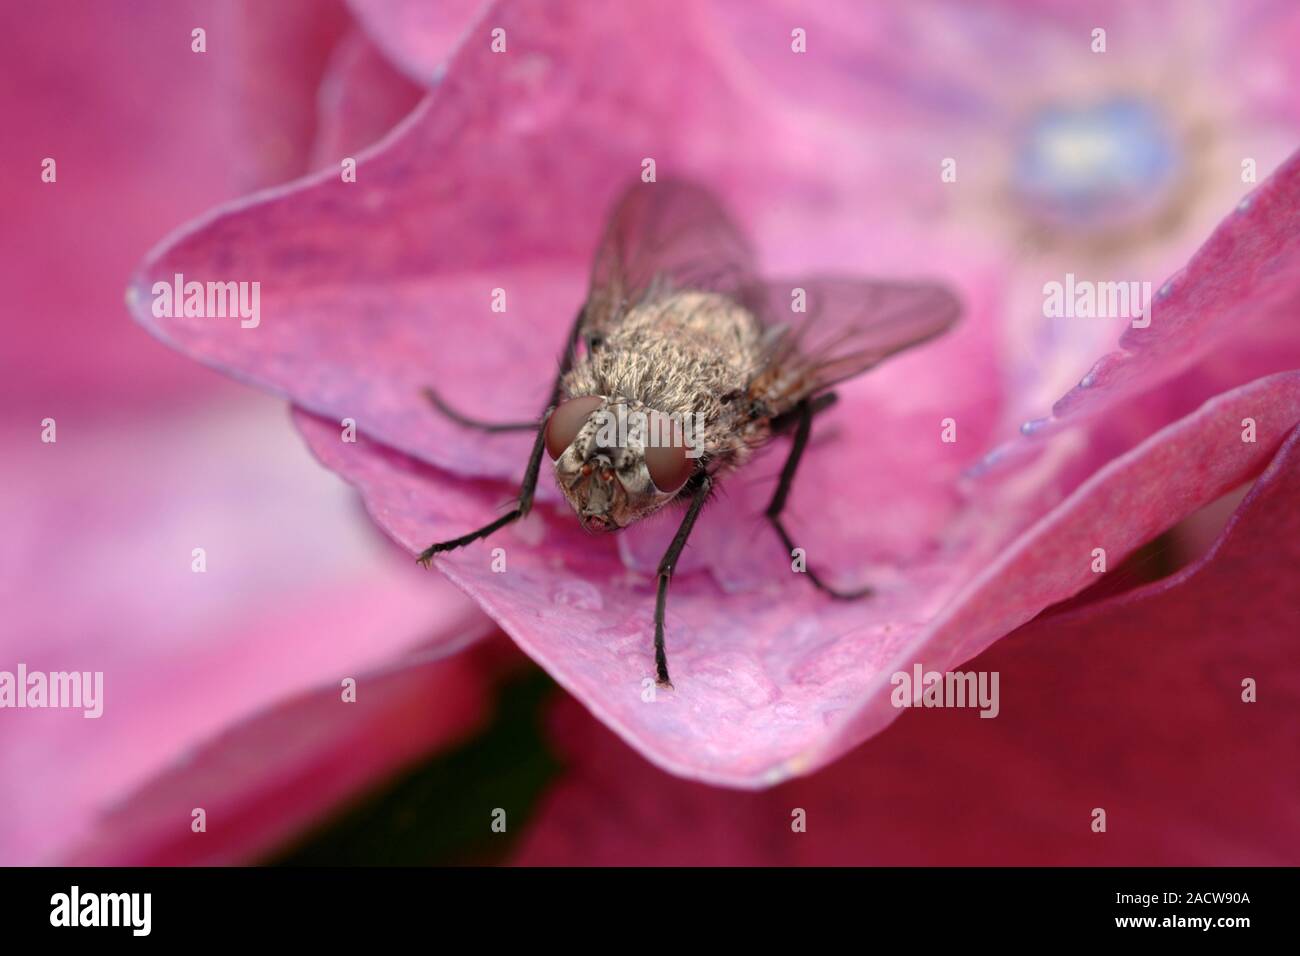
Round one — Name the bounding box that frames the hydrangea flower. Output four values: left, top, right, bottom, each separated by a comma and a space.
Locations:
127, 0, 1300, 801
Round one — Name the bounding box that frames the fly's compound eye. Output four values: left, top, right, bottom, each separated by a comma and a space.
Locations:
544, 395, 604, 460
645, 440, 694, 494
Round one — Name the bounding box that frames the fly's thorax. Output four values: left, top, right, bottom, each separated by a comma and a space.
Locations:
565, 291, 764, 430
550, 396, 705, 532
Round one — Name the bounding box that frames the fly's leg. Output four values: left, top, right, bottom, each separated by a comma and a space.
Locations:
652, 473, 713, 688
765, 397, 872, 600
415, 421, 550, 565
770, 390, 837, 434
422, 387, 536, 432
416, 311, 583, 566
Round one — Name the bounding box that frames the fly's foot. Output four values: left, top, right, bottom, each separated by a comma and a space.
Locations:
415, 540, 457, 568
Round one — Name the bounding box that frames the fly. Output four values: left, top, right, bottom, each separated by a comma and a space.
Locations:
418, 180, 960, 688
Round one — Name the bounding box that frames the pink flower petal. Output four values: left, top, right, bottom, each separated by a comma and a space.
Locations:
345, 0, 489, 87
710, 0, 1300, 446
291, 371, 1300, 786
310, 28, 425, 171
1, 0, 242, 414
1039, 151, 1300, 437
0, 407, 489, 864
515, 419, 1300, 863
58, 647, 492, 866
3, 0, 491, 867
230, 0, 353, 188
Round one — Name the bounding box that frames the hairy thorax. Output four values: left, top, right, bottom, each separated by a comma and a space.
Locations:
561, 292, 772, 470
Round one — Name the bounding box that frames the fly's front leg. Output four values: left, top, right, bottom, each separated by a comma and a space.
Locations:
415, 420, 549, 565
652, 473, 712, 688
416, 310, 584, 566
765, 397, 871, 600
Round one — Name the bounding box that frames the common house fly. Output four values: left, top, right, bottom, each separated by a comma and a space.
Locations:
419, 180, 960, 688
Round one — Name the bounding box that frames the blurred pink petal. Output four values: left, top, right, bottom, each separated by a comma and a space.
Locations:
515, 420, 1300, 863
230, 0, 431, 187
1029, 152, 1300, 438
310, 28, 425, 171
230, 0, 353, 188
1, 0, 492, 865
710, 0, 1300, 427
345, 0, 489, 87
0, 405, 489, 865
60, 647, 492, 866
1, 0, 239, 414
969, 152, 1300, 501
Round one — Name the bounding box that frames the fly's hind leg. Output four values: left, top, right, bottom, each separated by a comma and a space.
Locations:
415, 311, 584, 566
765, 396, 872, 600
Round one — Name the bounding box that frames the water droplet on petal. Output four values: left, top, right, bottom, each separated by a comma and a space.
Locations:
964, 444, 1007, 478
549, 579, 603, 611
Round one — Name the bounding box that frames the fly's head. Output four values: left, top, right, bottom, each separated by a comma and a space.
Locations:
545, 395, 700, 532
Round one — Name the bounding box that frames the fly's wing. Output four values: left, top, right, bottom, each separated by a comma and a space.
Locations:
582, 180, 757, 342
745, 277, 960, 416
